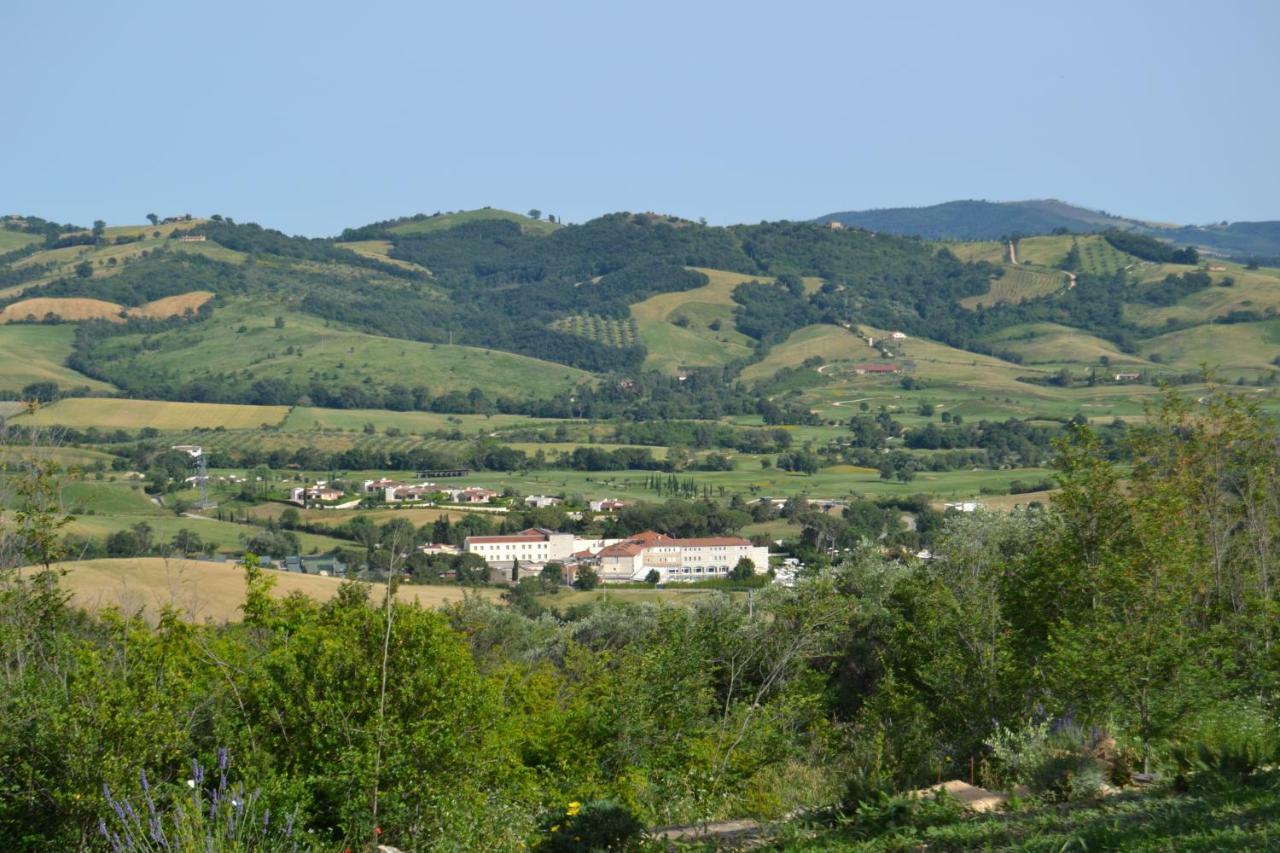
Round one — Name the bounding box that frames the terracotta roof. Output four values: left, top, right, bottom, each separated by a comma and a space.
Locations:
605, 532, 754, 551
597, 542, 644, 557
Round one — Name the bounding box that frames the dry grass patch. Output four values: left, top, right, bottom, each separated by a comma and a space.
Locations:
127, 291, 214, 318
54, 557, 500, 622
0, 297, 124, 323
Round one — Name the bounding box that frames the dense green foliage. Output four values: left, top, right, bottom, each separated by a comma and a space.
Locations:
1103, 229, 1199, 264
3, 388, 1278, 849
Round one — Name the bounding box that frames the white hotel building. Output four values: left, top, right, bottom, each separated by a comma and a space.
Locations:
463, 528, 576, 567
596, 531, 769, 583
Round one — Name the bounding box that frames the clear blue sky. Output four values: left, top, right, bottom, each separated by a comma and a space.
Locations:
4, 0, 1277, 235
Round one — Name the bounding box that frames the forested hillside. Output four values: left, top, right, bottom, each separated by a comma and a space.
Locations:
2, 207, 1279, 419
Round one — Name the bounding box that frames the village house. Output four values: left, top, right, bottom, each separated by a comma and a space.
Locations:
852, 363, 899, 375
589, 498, 629, 512
387, 484, 437, 503
595, 531, 769, 584
1113, 372, 1142, 382
362, 478, 400, 495
464, 527, 576, 567
524, 494, 562, 509
944, 500, 981, 513
447, 486, 498, 504
289, 484, 345, 505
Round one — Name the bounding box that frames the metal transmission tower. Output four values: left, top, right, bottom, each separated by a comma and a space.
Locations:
172, 444, 215, 510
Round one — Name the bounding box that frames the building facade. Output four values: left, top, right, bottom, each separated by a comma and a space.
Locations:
464, 527, 576, 567
596, 531, 769, 583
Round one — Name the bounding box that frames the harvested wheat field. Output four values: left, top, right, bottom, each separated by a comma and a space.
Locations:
127, 291, 215, 318
0, 297, 124, 323
52, 558, 502, 622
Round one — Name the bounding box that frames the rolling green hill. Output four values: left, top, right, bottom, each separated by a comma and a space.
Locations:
77, 298, 594, 405
0, 325, 115, 393
386, 208, 560, 236
3, 208, 1279, 429
631, 268, 762, 372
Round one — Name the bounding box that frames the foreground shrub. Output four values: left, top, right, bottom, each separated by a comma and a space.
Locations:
987, 720, 1106, 801
537, 799, 644, 851
99, 750, 307, 852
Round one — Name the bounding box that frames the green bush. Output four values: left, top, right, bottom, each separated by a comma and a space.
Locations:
537, 799, 644, 851
1026, 751, 1106, 802
986, 720, 1106, 801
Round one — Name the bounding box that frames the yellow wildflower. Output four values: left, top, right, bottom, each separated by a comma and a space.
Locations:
566, 801, 581, 816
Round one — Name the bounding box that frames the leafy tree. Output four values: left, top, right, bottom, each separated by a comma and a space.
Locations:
574, 566, 600, 590
146, 213, 159, 226
540, 562, 563, 587
171, 528, 203, 556
20, 382, 59, 403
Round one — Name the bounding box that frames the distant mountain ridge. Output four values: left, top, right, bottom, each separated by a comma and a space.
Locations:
816, 199, 1280, 260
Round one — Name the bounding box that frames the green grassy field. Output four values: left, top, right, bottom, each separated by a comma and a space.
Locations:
13, 398, 290, 430
1126, 260, 1280, 327
282, 407, 560, 434
65, 511, 351, 555
0, 445, 119, 469
631, 268, 763, 372
984, 322, 1149, 366
741, 325, 871, 382
1012, 233, 1144, 276
87, 299, 595, 402
451, 463, 1056, 502
960, 265, 1068, 309
0, 324, 115, 392
169, 240, 249, 264
334, 239, 430, 273
41, 475, 351, 556
1140, 319, 1280, 375
942, 241, 1007, 264
0, 229, 41, 253
387, 208, 559, 236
